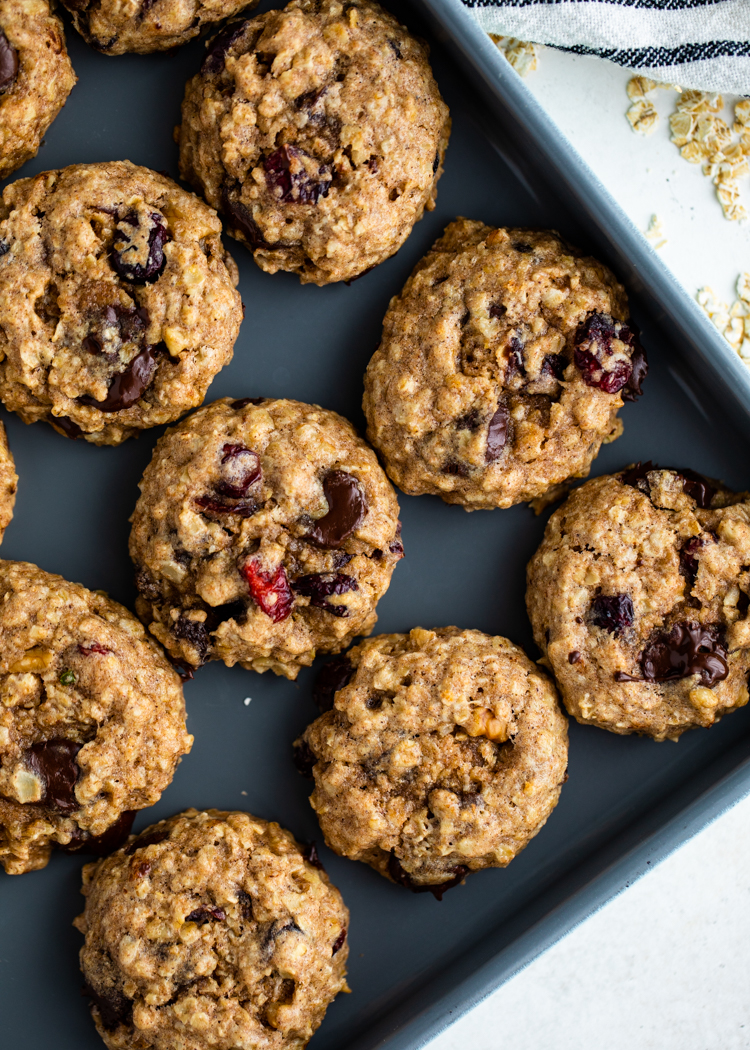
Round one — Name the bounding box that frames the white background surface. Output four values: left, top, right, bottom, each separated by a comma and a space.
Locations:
426, 46, 750, 1050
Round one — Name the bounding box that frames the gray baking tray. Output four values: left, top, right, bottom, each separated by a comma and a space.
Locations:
1, 3, 749, 1049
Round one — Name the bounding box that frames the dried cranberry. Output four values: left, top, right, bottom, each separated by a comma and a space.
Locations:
488, 302, 506, 320
186, 905, 226, 925
26, 739, 82, 814
302, 841, 324, 870
304, 471, 367, 548
293, 739, 317, 778
505, 337, 526, 381
573, 312, 647, 398
264, 145, 332, 205
0, 30, 18, 93
294, 573, 358, 617
110, 212, 169, 284
312, 654, 354, 713
195, 494, 259, 518
640, 621, 728, 686
332, 928, 347, 955
78, 642, 111, 656
590, 594, 634, 635
456, 408, 481, 431
83, 984, 132, 1031
124, 829, 169, 855
78, 345, 159, 412
237, 890, 254, 920
680, 536, 706, 584
442, 459, 469, 477
486, 403, 510, 461
541, 354, 567, 381
512, 241, 533, 253
201, 19, 249, 74
216, 443, 261, 498
387, 853, 467, 900
60, 810, 136, 855
389, 540, 404, 558
241, 560, 293, 623
173, 615, 210, 662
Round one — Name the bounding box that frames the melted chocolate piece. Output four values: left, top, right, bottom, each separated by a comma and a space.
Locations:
387, 853, 468, 901
302, 841, 324, 870
186, 906, 226, 925
216, 443, 261, 497
202, 19, 249, 74
312, 654, 354, 713
174, 615, 210, 662
222, 191, 268, 249
52, 416, 84, 440
84, 984, 132, 1031
305, 471, 366, 547
293, 572, 358, 616
485, 403, 510, 461
679, 468, 717, 509
26, 739, 82, 813
332, 928, 347, 955
622, 342, 648, 402
619, 461, 655, 495
124, 829, 169, 855
60, 811, 136, 855
110, 212, 169, 284
292, 739, 317, 778
78, 345, 159, 412
204, 600, 248, 631
0, 30, 18, 93
568, 650, 582, 664
83, 334, 103, 355
641, 621, 728, 686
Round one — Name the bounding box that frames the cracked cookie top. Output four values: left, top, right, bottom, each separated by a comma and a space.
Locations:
76, 808, 349, 1050
296, 627, 568, 893
526, 466, 750, 740
0, 161, 242, 445
0, 560, 192, 875
363, 218, 647, 510
178, 0, 450, 284
130, 397, 403, 679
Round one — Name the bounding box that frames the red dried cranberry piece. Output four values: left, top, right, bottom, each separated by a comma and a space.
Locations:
387, 853, 468, 900
216, 443, 261, 498
332, 928, 347, 955
312, 654, 354, 713
640, 621, 728, 686
442, 459, 469, 477
680, 536, 707, 584
264, 145, 332, 205
590, 594, 634, 635
26, 739, 82, 813
573, 312, 647, 398
294, 573, 358, 617
486, 403, 510, 461
195, 495, 260, 518
302, 841, 324, 870
241, 560, 293, 623
201, 19, 249, 74
0, 30, 18, 93
542, 354, 567, 380
59, 810, 136, 855
78, 344, 159, 412
110, 211, 169, 284
78, 642, 111, 656
389, 540, 404, 558
83, 983, 132, 1032
304, 471, 367, 548
293, 739, 317, 778
186, 905, 226, 925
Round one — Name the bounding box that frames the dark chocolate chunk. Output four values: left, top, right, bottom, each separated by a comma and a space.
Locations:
26, 739, 82, 813
173, 615, 210, 662
52, 416, 84, 440
455, 408, 481, 431
59, 811, 136, 856
568, 650, 582, 664
679, 468, 717, 509
0, 239, 9, 257
641, 621, 728, 687
622, 341, 648, 402
110, 211, 169, 284
263, 144, 332, 205
293, 572, 358, 616
485, 402, 510, 461
387, 853, 467, 900
511, 241, 533, 253
78, 345, 159, 412
186, 906, 226, 925
204, 600, 247, 631
388, 38, 402, 58
619, 460, 654, 496
237, 889, 254, 920
302, 841, 324, 870
222, 190, 268, 249
202, 19, 249, 74
442, 459, 469, 477
84, 983, 132, 1031
680, 536, 707, 585
312, 654, 354, 713
0, 29, 18, 94
488, 301, 506, 320
541, 353, 567, 381
292, 739, 317, 778
83, 334, 103, 355
124, 829, 169, 855
304, 471, 366, 547
332, 928, 347, 955
590, 594, 634, 635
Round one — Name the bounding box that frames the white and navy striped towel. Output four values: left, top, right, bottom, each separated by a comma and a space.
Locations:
464, 0, 750, 95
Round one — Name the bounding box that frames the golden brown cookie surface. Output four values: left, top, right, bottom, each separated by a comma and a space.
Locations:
178, 0, 450, 284
297, 627, 568, 892
364, 219, 647, 509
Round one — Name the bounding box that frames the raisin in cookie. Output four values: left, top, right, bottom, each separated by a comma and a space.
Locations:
61, 0, 259, 55
0, 0, 76, 179
0, 560, 193, 875
527, 465, 750, 741
130, 397, 403, 679
178, 0, 450, 285
75, 808, 350, 1050
0, 161, 242, 446
0, 422, 17, 544
363, 219, 648, 510
295, 627, 568, 894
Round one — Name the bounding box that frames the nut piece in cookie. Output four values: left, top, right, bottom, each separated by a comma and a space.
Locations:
363, 219, 647, 509
0, 161, 243, 445
0, 560, 193, 874
526, 464, 750, 740
178, 0, 451, 284
75, 809, 349, 1050
296, 627, 568, 894
61, 0, 260, 55
130, 397, 403, 679
0, 0, 77, 178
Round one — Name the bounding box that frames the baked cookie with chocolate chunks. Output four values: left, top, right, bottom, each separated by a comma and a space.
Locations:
527, 464, 750, 741
296, 627, 568, 895
130, 397, 403, 679
0, 161, 242, 445
61, 0, 259, 55
363, 218, 647, 510
76, 808, 349, 1050
178, 0, 450, 285
0, 560, 192, 875
0, 0, 76, 179
0, 422, 17, 545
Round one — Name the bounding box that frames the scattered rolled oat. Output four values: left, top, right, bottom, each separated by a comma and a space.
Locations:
627, 99, 659, 136
644, 214, 667, 249
489, 34, 539, 77
696, 275, 750, 362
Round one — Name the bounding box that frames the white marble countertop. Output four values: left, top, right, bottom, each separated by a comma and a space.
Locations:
426, 44, 750, 1050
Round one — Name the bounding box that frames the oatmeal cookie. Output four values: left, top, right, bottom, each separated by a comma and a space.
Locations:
130, 397, 403, 679
0, 0, 76, 179
296, 627, 568, 894
75, 808, 350, 1050
363, 219, 648, 510
0, 560, 193, 875
178, 0, 450, 285
0, 161, 242, 446
61, 0, 259, 55
526, 465, 750, 741
0, 422, 17, 544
